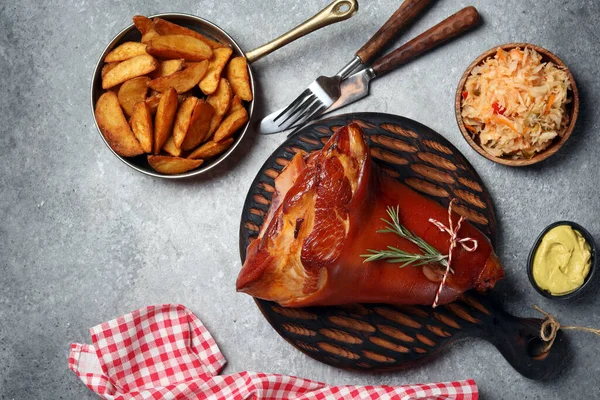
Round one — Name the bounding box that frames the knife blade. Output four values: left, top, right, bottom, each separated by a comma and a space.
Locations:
322, 67, 376, 116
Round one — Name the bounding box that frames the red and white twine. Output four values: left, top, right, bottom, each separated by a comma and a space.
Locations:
428, 199, 478, 308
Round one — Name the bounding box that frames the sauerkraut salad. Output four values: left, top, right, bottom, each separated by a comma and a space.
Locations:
461, 47, 571, 158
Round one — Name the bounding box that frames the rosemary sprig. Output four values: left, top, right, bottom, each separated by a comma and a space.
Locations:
361, 206, 451, 271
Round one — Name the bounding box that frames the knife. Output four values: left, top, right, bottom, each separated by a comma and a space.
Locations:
287, 6, 481, 135
258, 0, 433, 135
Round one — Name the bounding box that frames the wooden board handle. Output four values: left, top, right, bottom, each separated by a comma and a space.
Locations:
478, 296, 568, 381
356, 0, 431, 64
372, 6, 480, 76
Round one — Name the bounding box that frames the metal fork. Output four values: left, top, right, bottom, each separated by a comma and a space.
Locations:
258, 0, 432, 135
268, 57, 362, 132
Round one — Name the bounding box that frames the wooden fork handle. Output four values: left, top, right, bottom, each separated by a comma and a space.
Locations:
371, 6, 480, 76
356, 0, 431, 64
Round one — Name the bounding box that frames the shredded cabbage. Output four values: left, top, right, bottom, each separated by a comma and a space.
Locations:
461, 47, 571, 158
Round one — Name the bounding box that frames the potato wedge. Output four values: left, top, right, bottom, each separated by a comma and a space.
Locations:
146, 91, 189, 114
133, 15, 160, 43
152, 18, 224, 49
172, 96, 199, 148
95, 92, 144, 157
181, 100, 214, 151
117, 76, 150, 116
102, 63, 121, 94
228, 95, 243, 114
199, 47, 233, 95
183, 61, 204, 68
226, 56, 252, 101
213, 107, 248, 142
147, 35, 212, 61
130, 102, 153, 153
148, 155, 203, 174
153, 88, 178, 154
105, 42, 147, 63
207, 78, 232, 117
133, 15, 153, 33
162, 136, 182, 157
102, 54, 157, 89
205, 78, 232, 137
101, 62, 119, 79
208, 95, 244, 141
188, 138, 234, 160
151, 58, 185, 78
206, 115, 222, 141
145, 93, 161, 114
147, 61, 208, 93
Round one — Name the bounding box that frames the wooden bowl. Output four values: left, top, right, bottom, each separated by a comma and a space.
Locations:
455, 43, 579, 167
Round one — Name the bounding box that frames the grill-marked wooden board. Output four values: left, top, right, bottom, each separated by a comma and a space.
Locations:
238, 113, 567, 380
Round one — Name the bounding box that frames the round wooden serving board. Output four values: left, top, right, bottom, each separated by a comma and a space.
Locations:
239, 113, 567, 380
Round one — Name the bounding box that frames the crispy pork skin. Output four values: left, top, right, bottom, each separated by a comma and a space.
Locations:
237, 123, 503, 307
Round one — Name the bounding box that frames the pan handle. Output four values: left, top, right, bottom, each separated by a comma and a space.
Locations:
245, 0, 358, 64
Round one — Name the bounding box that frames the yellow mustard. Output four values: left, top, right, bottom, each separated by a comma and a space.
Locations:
532, 225, 592, 295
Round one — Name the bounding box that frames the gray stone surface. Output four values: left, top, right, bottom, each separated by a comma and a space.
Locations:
1, 0, 599, 398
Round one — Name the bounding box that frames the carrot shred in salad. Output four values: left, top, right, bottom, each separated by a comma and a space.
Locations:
461, 47, 571, 158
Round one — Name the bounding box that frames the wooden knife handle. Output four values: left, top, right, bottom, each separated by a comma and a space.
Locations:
355, 0, 431, 64
371, 6, 480, 76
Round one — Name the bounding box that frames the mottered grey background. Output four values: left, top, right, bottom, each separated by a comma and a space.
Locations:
1, 0, 599, 398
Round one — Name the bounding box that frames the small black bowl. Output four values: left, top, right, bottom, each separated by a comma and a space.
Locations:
527, 221, 597, 299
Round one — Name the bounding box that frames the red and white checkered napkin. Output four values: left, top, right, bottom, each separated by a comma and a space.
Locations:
69, 304, 478, 400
